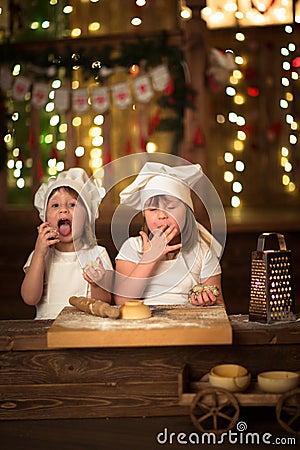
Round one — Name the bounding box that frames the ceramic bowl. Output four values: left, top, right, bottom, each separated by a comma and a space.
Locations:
120, 300, 152, 320
209, 364, 251, 392
257, 371, 299, 394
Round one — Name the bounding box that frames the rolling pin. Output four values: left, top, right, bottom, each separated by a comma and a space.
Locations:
69, 296, 120, 319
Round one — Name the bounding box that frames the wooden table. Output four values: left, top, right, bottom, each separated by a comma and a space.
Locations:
1, 315, 300, 449
1, 314, 300, 422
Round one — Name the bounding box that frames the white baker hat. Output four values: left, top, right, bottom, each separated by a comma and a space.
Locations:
34, 167, 102, 222
119, 162, 203, 211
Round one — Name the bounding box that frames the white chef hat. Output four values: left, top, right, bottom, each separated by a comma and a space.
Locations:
34, 167, 102, 222
119, 162, 203, 211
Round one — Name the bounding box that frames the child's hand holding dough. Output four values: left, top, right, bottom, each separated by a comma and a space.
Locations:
83, 257, 105, 287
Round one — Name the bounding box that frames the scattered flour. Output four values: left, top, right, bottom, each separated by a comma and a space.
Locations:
54, 305, 228, 331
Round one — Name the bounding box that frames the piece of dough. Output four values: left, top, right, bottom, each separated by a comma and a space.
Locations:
83, 260, 102, 274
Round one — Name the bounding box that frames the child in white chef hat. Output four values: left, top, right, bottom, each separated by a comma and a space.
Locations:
114, 161, 224, 307
21, 167, 113, 319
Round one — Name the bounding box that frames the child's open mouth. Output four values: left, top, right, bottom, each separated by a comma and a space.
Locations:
58, 219, 72, 236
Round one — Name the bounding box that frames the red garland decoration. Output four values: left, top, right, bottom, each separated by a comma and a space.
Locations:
37, 159, 45, 180
28, 129, 36, 150
247, 86, 259, 97
164, 78, 175, 96
139, 136, 147, 152
268, 121, 282, 136
207, 74, 222, 93
0, 90, 9, 172
17, 149, 24, 163
148, 108, 161, 135
292, 57, 300, 68
102, 151, 111, 166
50, 145, 59, 160
193, 126, 205, 147
125, 139, 132, 155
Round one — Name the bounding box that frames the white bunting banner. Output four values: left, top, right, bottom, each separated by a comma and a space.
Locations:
112, 82, 132, 109
150, 64, 170, 92
12, 76, 31, 101
72, 88, 89, 114
54, 87, 70, 112
132, 75, 153, 103
0, 66, 13, 91
91, 86, 110, 113
31, 82, 49, 109
7, 64, 173, 111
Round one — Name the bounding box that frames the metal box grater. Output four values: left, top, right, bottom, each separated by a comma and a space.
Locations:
249, 232, 296, 323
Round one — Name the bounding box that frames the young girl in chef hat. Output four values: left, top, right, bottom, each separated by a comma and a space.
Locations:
114, 162, 224, 307
21, 167, 113, 319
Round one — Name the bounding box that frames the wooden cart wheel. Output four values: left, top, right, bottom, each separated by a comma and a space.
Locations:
190, 387, 240, 434
276, 388, 300, 435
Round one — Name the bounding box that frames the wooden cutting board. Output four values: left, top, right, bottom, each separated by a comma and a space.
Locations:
47, 305, 232, 348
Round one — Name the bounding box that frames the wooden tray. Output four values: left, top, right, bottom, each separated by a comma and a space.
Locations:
47, 305, 232, 348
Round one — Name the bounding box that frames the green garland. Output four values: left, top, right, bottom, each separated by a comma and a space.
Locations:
0, 34, 196, 158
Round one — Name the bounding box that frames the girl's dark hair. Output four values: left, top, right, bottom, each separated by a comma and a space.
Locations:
49, 186, 78, 200
142, 195, 198, 252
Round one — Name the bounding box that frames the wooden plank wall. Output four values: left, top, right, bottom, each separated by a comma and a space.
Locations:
1, 344, 300, 421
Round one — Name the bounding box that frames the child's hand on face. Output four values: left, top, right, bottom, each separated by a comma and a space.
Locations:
83, 257, 106, 287
35, 222, 60, 256
139, 224, 182, 264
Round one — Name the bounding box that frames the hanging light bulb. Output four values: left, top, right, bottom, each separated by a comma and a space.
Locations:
180, 1, 192, 21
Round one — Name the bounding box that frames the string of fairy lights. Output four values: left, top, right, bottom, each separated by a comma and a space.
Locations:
1, 0, 299, 209
216, 25, 299, 208
280, 24, 298, 195
221, 41, 247, 209
193, 0, 299, 208
217, 23, 299, 208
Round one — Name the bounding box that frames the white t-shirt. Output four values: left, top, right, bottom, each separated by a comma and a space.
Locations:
23, 245, 112, 319
115, 229, 221, 305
